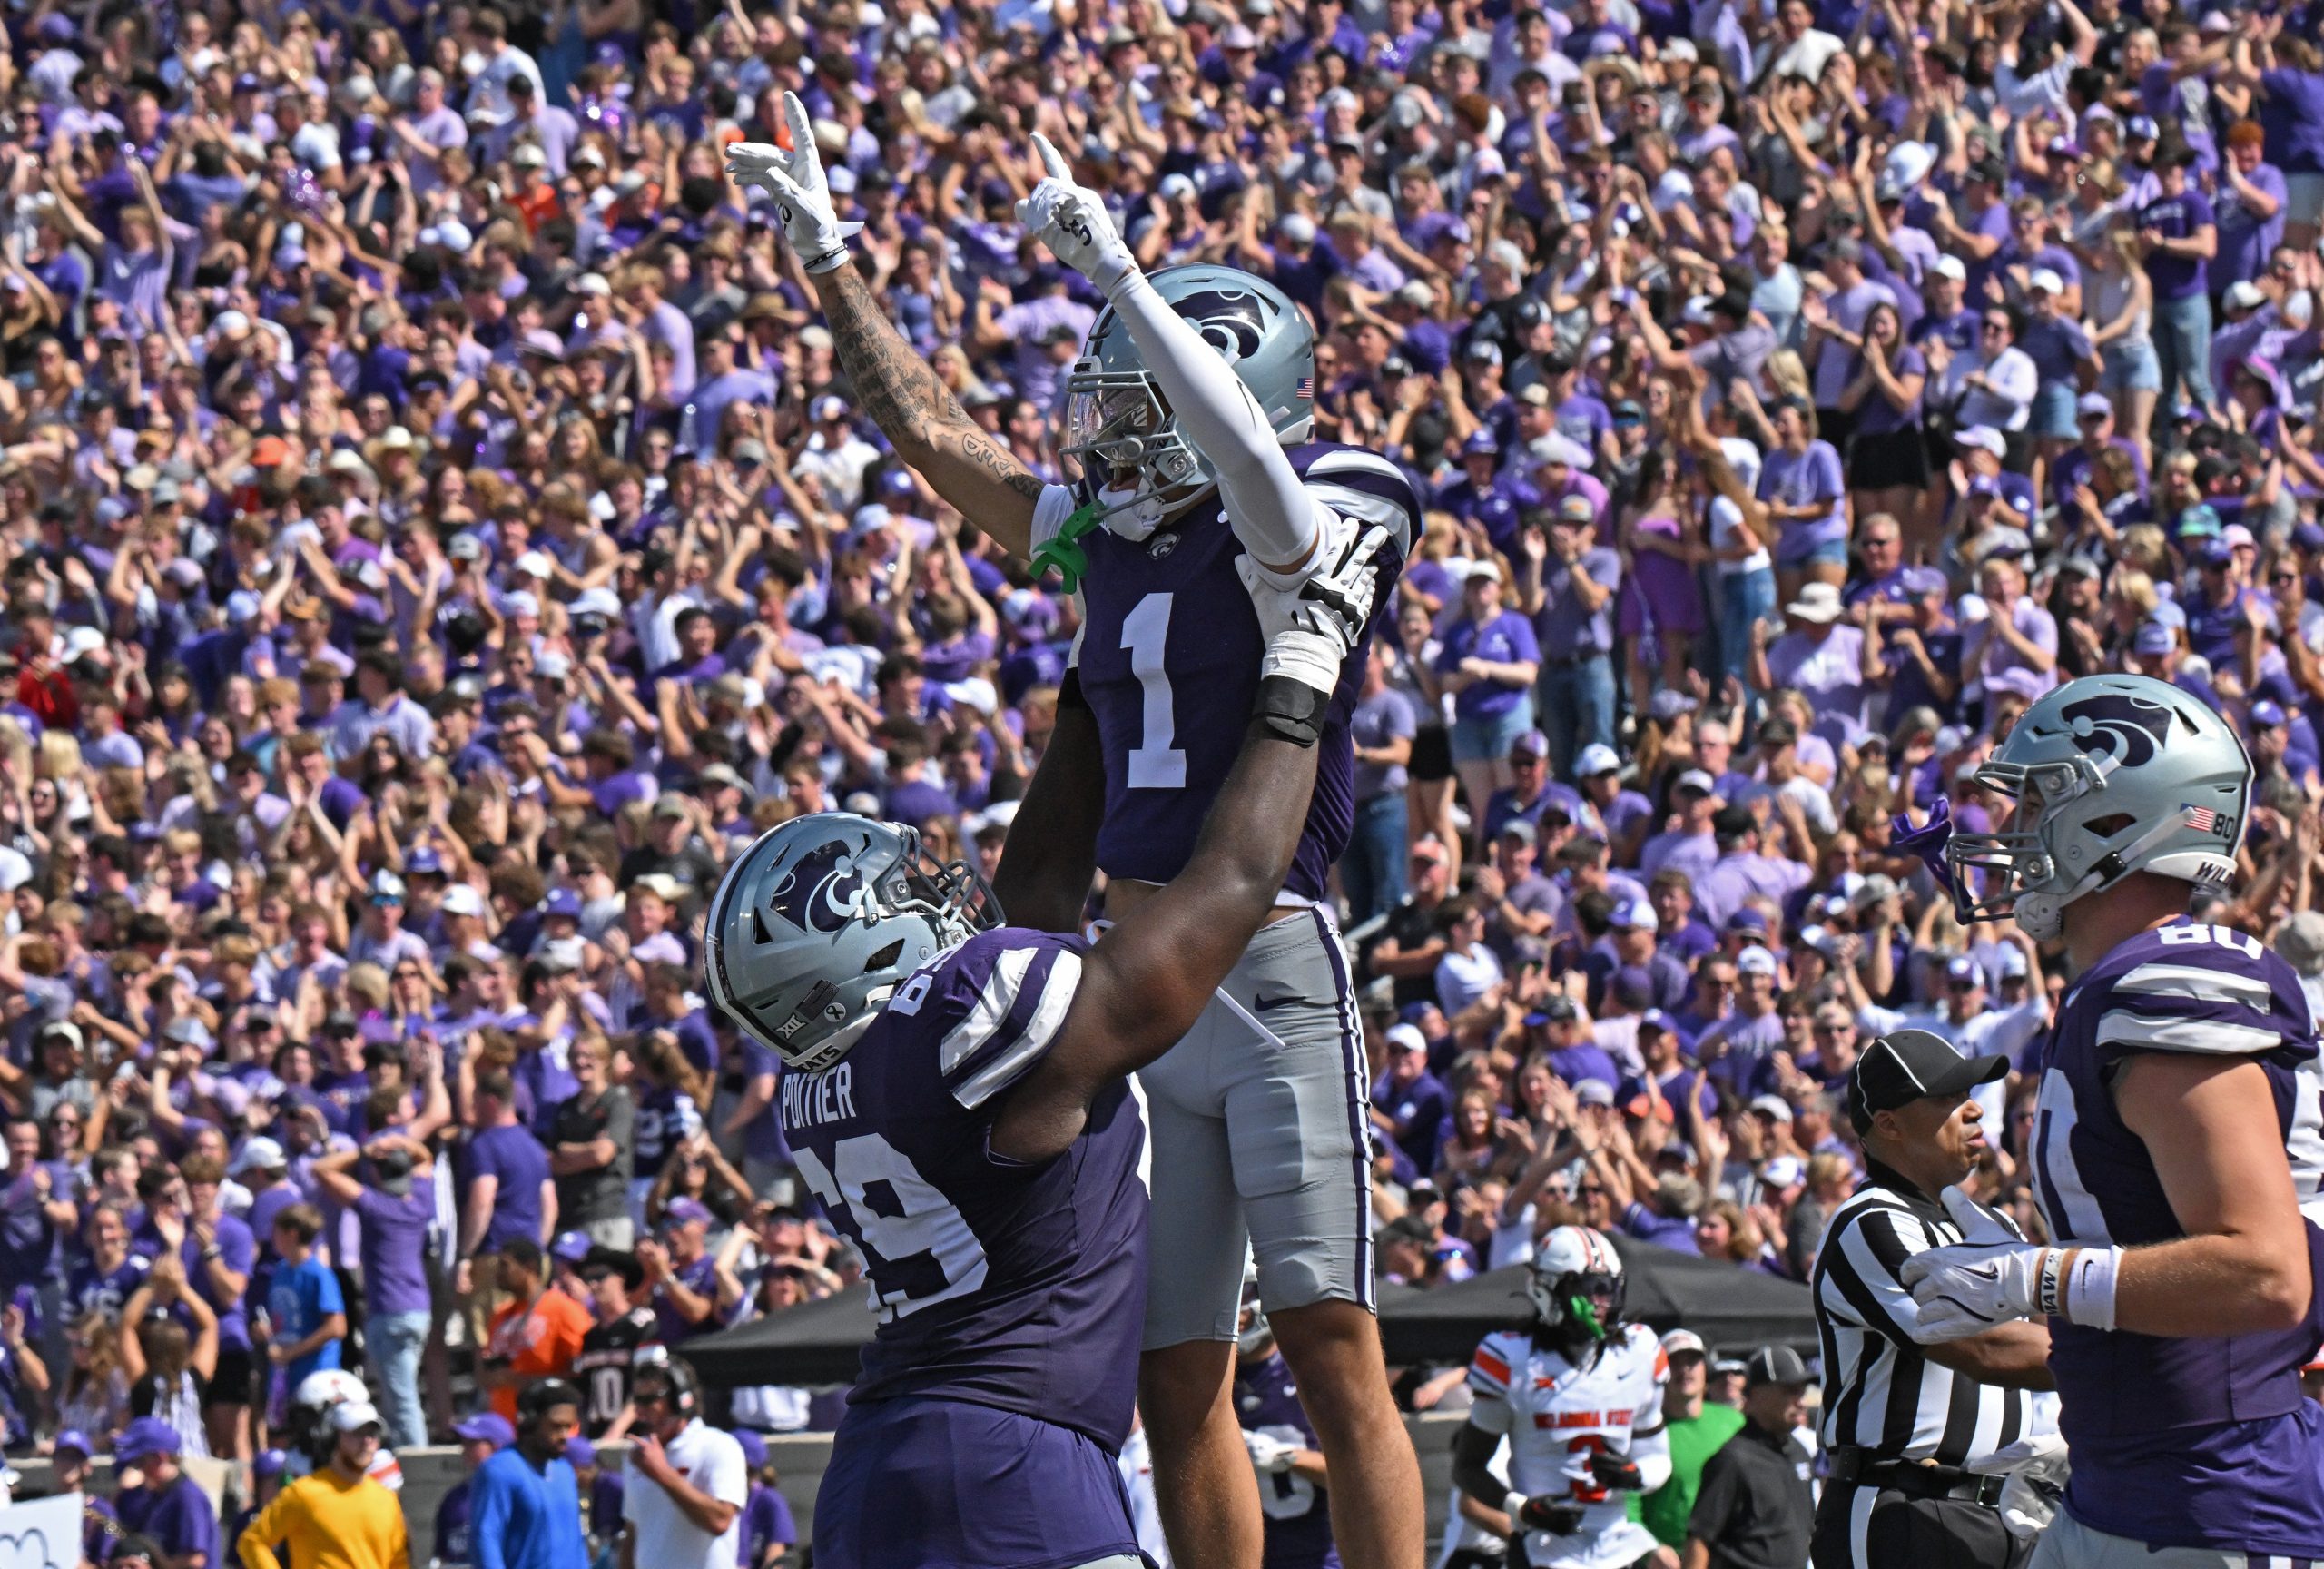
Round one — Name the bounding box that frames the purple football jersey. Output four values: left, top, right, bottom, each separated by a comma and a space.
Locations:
2031, 917, 2324, 1554
1075, 443, 1416, 901
782, 927, 1148, 1451
66, 1252, 151, 1324
1235, 1348, 1338, 1569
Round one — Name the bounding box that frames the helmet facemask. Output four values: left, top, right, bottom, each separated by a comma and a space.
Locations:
1060, 364, 1211, 533
1528, 1266, 1625, 1352
1939, 748, 2232, 941
889, 825, 1002, 948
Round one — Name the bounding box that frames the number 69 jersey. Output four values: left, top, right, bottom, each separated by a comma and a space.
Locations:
2031, 916, 2324, 1555
1465, 1323, 1669, 1569
779, 926, 1149, 1453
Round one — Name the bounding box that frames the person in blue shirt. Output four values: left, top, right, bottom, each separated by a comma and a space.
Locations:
262, 1205, 345, 1391
472, 1380, 591, 1569
437, 1413, 515, 1569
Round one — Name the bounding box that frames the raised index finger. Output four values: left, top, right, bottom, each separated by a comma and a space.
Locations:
781, 90, 814, 156
1031, 132, 1072, 183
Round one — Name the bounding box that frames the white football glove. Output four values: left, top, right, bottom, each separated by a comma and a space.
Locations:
725, 93, 863, 274
1017, 133, 1140, 301
1898, 1186, 2044, 1344
1243, 1429, 1297, 1475
1236, 519, 1388, 697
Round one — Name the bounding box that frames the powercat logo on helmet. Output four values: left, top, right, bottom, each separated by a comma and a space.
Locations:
766, 838, 875, 933
2059, 691, 2177, 769
1169, 289, 1270, 363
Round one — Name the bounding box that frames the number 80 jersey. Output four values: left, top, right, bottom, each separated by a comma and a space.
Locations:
1063, 443, 1416, 902
1465, 1324, 1668, 1569
779, 927, 1150, 1453
2030, 916, 2324, 1554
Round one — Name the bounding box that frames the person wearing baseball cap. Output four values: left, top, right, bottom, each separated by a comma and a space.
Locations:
1807, 1029, 2049, 1569
1685, 1346, 1815, 1569
1374, 1023, 1452, 1173
483, 1236, 592, 1423
436, 1412, 515, 1568
1640, 1327, 1747, 1554
114, 1417, 219, 1569
239, 1398, 408, 1569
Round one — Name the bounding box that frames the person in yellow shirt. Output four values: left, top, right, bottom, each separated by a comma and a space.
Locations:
240, 1398, 410, 1569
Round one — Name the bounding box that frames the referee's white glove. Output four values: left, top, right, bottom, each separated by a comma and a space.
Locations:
1899, 1187, 2043, 1343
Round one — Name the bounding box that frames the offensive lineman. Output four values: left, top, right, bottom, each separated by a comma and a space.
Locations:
728, 106, 1424, 1568
703, 528, 1384, 1567
1898, 673, 2324, 1565
1450, 1227, 1673, 1569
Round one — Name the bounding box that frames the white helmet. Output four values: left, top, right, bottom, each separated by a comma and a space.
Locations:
1911, 674, 2249, 940
1528, 1226, 1627, 1346
293, 1369, 369, 1412
288, 1369, 375, 1475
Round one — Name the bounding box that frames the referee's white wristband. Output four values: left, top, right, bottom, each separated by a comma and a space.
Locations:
1504, 1492, 1529, 1525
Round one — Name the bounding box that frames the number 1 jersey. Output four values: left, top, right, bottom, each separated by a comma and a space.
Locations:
780, 927, 1149, 1452
1062, 443, 1417, 902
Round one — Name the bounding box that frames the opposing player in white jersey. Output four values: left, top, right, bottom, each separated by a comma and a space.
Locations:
1451, 1228, 1671, 1569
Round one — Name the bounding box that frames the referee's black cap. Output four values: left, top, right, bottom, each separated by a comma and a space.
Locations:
1745, 1346, 1812, 1387
1846, 1029, 2009, 1132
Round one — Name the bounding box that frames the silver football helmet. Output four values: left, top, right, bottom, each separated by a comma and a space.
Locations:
1935, 674, 2249, 940
1061, 264, 1315, 527
704, 814, 1000, 1073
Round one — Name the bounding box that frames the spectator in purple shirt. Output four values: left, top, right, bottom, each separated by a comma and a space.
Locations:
1371, 1024, 1452, 1174
460, 1072, 555, 1294
310, 1136, 436, 1453
639, 1198, 735, 1342
2140, 143, 2220, 419
113, 1416, 222, 1568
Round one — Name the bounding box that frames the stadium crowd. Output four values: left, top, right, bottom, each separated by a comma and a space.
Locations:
6, 0, 2324, 1558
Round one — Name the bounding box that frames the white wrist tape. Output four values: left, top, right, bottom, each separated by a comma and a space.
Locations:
2061, 1245, 2122, 1331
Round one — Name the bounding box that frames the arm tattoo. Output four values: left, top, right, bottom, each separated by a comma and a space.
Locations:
815, 262, 1043, 530
820, 262, 984, 449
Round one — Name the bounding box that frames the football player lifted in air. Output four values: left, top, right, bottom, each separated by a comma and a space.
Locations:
704, 524, 1387, 1569
729, 100, 1424, 1569
1451, 1227, 1671, 1569
1896, 673, 2324, 1568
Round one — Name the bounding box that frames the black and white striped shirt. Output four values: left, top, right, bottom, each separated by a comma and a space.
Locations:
1811, 1159, 2036, 1469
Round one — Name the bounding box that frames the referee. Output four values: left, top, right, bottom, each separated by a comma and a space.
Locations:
1809, 1030, 2054, 1569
